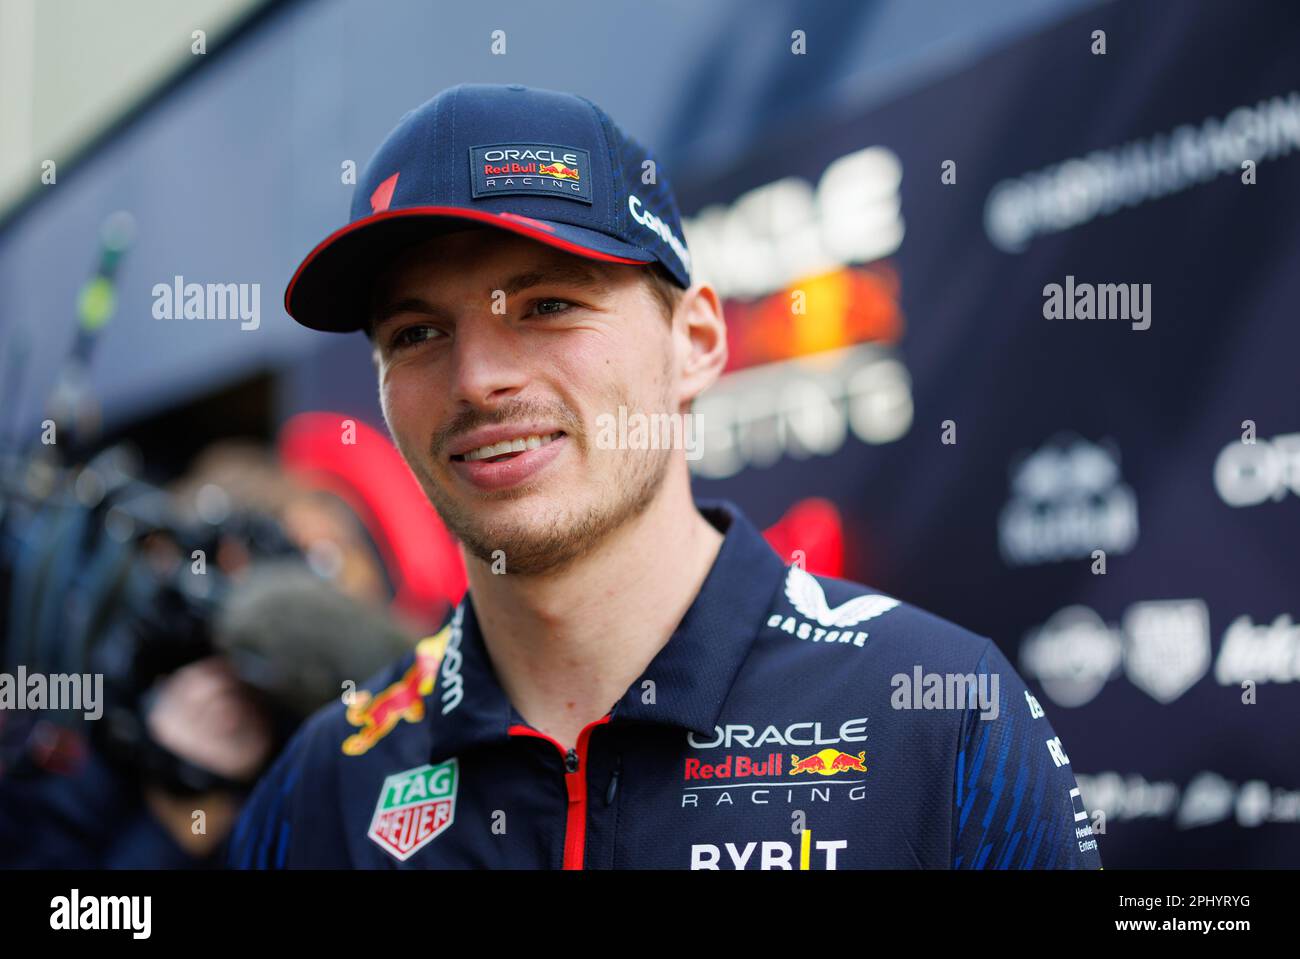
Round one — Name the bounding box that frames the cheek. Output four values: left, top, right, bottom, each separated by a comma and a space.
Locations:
555, 327, 670, 406
381, 365, 439, 439
539, 336, 618, 404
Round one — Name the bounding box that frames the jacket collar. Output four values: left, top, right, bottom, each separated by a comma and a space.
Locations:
428, 499, 788, 760
608, 499, 788, 735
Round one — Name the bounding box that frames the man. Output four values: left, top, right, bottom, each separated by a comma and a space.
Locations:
229, 83, 1102, 869
1, 657, 271, 868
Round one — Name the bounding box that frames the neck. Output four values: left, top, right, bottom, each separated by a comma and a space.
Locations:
463, 468, 724, 751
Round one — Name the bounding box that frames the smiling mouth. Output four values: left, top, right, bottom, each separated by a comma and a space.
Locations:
450, 431, 566, 464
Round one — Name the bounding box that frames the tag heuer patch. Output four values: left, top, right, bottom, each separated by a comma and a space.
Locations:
367, 759, 458, 861
470, 143, 593, 203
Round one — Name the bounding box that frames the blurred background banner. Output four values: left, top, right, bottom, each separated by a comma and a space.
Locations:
685, 2, 1300, 870
1, 0, 1297, 867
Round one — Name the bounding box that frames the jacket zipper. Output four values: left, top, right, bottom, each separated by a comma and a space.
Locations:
508, 715, 610, 869
605, 754, 622, 805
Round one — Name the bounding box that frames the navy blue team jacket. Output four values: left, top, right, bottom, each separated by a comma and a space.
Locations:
228, 500, 1102, 870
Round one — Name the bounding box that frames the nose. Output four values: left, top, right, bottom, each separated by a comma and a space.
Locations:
446, 312, 529, 407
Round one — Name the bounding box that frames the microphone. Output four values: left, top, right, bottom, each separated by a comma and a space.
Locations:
213, 558, 419, 720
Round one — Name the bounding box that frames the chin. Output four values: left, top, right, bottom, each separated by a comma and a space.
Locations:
461, 516, 588, 576
450, 494, 572, 548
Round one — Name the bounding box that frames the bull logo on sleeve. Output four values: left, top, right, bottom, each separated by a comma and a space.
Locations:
342, 629, 448, 756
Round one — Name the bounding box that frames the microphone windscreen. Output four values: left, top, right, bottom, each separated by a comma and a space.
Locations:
213, 558, 419, 718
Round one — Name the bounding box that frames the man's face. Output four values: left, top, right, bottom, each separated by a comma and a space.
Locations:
370, 227, 681, 575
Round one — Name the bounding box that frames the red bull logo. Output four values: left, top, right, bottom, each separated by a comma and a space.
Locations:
341, 628, 448, 756
684, 753, 783, 780
789, 748, 868, 776
481, 161, 579, 180
537, 162, 581, 180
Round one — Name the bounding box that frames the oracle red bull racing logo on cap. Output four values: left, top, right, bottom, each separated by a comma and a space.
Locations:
368, 759, 458, 861
470, 143, 592, 203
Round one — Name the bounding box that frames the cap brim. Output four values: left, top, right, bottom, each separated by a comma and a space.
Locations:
284, 207, 659, 333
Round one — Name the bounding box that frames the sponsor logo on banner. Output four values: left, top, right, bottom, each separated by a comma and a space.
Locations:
690, 341, 913, 479
1076, 770, 1300, 830
983, 89, 1300, 253
1020, 606, 1124, 707
683, 146, 904, 300
1213, 432, 1300, 507
1214, 614, 1300, 684
1021, 601, 1211, 706
1074, 771, 1180, 823
680, 146, 913, 479
999, 435, 1138, 567
1181, 773, 1300, 829
367, 760, 458, 861
1122, 600, 1212, 704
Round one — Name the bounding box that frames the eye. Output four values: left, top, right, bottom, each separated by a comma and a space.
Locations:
389, 324, 444, 351
531, 298, 573, 316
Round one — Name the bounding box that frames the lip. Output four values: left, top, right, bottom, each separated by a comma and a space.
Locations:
446, 424, 567, 459
448, 433, 568, 492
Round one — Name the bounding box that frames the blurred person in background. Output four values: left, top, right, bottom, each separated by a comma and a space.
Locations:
0, 440, 417, 867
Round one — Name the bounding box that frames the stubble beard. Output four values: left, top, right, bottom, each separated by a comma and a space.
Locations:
415, 392, 675, 577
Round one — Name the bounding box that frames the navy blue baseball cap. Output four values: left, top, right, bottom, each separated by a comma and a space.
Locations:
285, 83, 693, 333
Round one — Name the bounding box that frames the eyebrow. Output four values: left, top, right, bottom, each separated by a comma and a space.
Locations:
369, 261, 612, 338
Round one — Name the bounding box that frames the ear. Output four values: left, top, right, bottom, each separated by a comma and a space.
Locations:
674, 283, 727, 411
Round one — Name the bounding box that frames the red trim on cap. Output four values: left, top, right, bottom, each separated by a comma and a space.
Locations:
284, 206, 652, 323
497, 211, 556, 233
